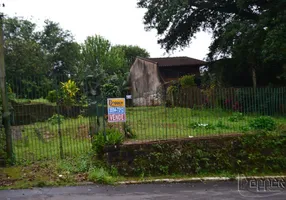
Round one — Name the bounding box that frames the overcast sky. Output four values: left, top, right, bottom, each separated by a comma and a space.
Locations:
2, 0, 212, 60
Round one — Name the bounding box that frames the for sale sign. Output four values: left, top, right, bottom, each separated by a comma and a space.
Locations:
107, 98, 126, 123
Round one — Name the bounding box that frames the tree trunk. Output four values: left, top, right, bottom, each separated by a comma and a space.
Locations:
252, 67, 257, 89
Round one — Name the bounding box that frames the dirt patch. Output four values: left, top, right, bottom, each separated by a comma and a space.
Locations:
74, 173, 88, 182
77, 124, 90, 139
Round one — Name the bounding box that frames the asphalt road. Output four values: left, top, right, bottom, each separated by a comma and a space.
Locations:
1, 181, 286, 200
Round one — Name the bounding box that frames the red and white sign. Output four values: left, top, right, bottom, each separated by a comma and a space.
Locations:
108, 114, 126, 122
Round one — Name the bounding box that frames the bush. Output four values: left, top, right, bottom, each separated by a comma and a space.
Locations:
101, 83, 120, 98
228, 112, 244, 122
166, 85, 178, 95
61, 80, 80, 105
79, 94, 88, 106
47, 80, 80, 105
92, 129, 123, 156
88, 167, 114, 184
166, 85, 179, 107
123, 122, 136, 139
179, 75, 196, 88
46, 90, 57, 103
249, 116, 277, 131
47, 114, 65, 125
7, 85, 16, 100
77, 114, 84, 119
216, 120, 230, 129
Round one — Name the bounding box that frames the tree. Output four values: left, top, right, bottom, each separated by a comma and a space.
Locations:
113, 45, 150, 68
138, 0, 286, 87
4, 17, 47, 77
79, 35, 127, 98
3, 17, 81, 98
4, 17, 51, 98
40, 20, 81, 78
101, 72, 130, 98
81, 35, 126, 74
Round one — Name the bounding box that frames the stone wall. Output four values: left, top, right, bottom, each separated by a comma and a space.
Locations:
103, 133, 286, 176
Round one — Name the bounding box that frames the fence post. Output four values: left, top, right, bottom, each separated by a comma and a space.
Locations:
0, 15, 14, 165
164, 94, 168, 139
55, 75, 64, 159
102, 99, 107, 141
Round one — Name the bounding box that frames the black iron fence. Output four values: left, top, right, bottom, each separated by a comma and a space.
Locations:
0, 75, 286, 163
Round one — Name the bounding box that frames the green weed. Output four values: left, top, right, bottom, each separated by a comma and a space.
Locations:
92, 129, 123, 156
228, 112, 244, 122
47, 114, 65, 125
249, 116, 276, 131
88, 167, 115, 184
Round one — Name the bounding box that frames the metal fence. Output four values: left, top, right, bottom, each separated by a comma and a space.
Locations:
1, 75, 286, 163
2, 75, 93, 164
106, 87, 286, 143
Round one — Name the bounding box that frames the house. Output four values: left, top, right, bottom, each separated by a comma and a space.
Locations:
129, 56, 206, 106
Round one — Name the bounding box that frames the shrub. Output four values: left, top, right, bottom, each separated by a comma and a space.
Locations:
47, 114, 65, 125
88, 167, 114, 184
92, 129, 123, 156
228, 112, 244, 122
61, 80, 79, 105
7, 85, 16, 100
249, 116, 276, 131
79, 94, 88, 106
77, 114, 84, 119
240, 126, 251, 132
179, 75, 196, 88
166, 85, 179, 107
46, 90, 57, 103
101, 83, 120, 98
123, 122, 136, 139
216, 120, 230, 129
166, 85, 178, 95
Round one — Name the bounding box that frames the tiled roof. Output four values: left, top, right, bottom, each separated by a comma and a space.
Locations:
141, 56, 206, 67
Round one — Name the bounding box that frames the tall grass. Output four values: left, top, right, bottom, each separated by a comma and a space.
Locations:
11, 106, 286, 163
125, 106, 286, 141
13, 117, 91, 163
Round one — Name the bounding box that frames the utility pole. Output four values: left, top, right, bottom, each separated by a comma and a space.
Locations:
0, 3, 14, 164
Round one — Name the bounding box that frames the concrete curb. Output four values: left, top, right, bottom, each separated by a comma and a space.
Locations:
116, 176, 286, 185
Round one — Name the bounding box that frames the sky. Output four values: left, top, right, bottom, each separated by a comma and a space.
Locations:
2, 0, 212, 60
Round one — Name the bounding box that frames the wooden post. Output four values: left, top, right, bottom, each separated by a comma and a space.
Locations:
0, 13, 13, 164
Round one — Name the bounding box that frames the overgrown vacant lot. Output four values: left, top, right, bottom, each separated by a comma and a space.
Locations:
12, 106, 286, 163
126, 106, 286, 140
12, 117, 91, 163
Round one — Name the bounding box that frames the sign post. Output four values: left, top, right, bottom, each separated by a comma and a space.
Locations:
107, 98, 126, 123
